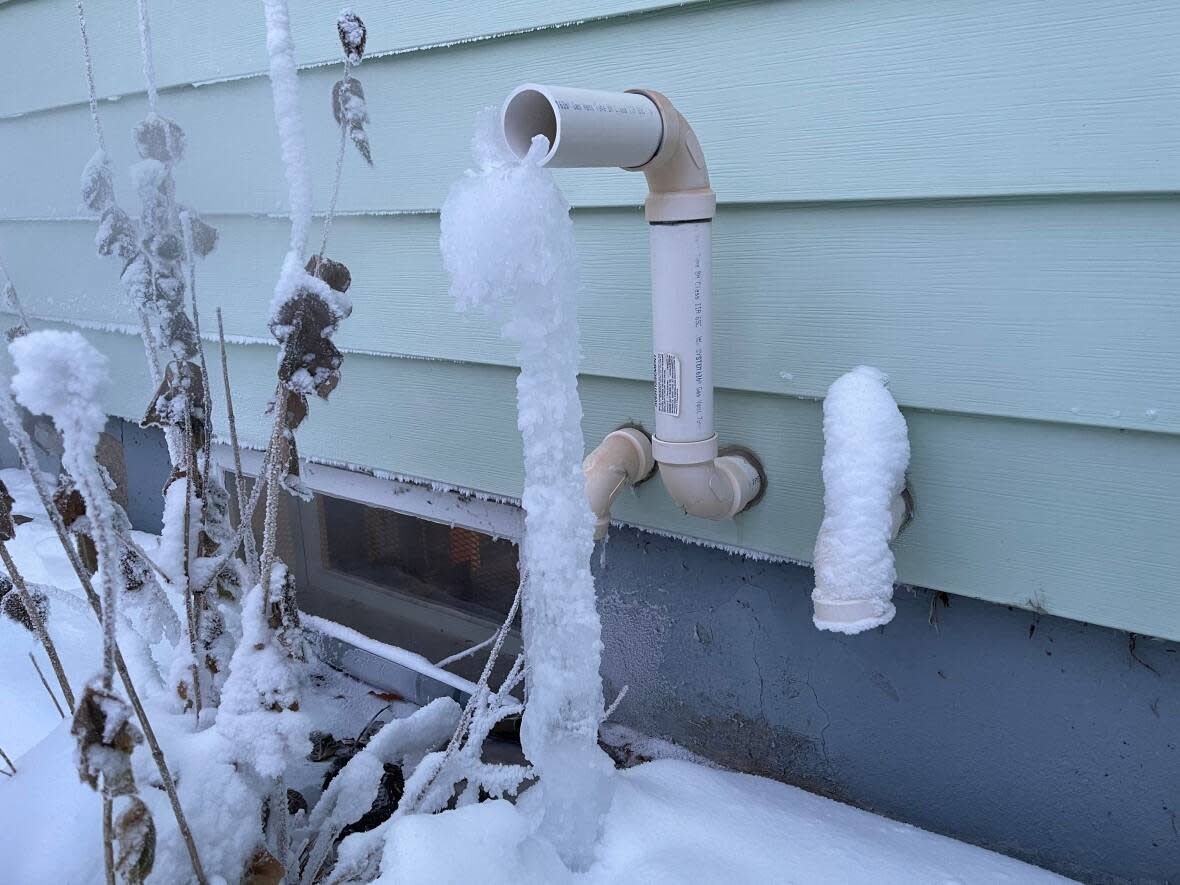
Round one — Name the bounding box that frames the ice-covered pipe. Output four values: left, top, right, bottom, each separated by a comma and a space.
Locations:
583, 427, 655, 539
502, 84, 762, 521
811, 366, 911, 635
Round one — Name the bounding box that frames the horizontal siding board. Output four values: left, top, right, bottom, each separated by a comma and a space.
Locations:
4, 194, 1178, 432
4, 0, 1180, 218
46, 324, 1180, 642
0, 0, 710, 118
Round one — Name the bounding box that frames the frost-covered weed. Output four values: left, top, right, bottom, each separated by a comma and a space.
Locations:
11, 330, 159, 883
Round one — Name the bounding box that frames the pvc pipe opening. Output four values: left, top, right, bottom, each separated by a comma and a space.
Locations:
502, 84, 663, 169
502, 87, 558, 164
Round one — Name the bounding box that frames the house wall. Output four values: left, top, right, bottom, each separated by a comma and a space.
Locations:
1, 0, 1178, 640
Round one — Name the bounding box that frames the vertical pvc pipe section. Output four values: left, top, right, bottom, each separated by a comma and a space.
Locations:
651, 222, 714, 446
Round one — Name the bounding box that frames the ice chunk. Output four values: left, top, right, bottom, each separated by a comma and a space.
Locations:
440, 112, 614, 870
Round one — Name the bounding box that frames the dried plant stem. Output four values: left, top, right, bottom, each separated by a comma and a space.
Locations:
0, 542, 75, 711
180, 211, 217, 481
0, 394, 207, 884
73, 0, 108, 153
102, 798, 115, 885
0, 744, 16, 775
134, 0, 159, 114
181, 404, 203, 720
192, 458, 270, 599
318, 59, 352, 260
28, 652, 66, 719
258, 384, 290, 606
217, 308, 259, 578
399, 578, 526, 817
137, 300, 165, 394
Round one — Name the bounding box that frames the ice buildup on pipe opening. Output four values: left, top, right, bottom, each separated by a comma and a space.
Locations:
812, 366, 910, 635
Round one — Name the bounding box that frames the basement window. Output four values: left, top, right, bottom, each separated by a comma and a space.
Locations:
220, 446, 523, 666
313, 492, 521, 624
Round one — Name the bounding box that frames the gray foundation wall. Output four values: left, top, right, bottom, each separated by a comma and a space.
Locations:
595, 527, 1179, 884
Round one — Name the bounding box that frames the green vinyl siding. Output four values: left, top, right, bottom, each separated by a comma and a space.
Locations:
1, 0, 1177, 637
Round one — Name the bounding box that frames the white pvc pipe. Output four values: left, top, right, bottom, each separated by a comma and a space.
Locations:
651, 222, 713, 446
502, 83, 762, 522
502, 84, 662, 169
583, 427, 654, 539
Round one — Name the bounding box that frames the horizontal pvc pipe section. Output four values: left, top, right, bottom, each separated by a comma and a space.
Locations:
502, 83, 663, 169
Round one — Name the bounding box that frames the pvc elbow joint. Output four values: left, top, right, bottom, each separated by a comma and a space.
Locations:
583, 428, 655, 539
626, 89, 716, 223
652, 436, 762, 521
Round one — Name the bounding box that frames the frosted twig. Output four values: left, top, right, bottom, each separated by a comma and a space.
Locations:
434, 632, 497, 670
258, 384, 289, 607
73, 0, 108, 152
398, 578, 525, 817
603, 684, 629, 721
318, 55, 352, 259
134, 0, 159, 113
101, 800, 115, 885
192, 460, 269, 599
12, 335, 168, 885
0, 745, 16, 775
29, 652, 66, 719
216, 308, 258, 578
0, 542, 75, 712
0, 389, 208, 884
181, 402, 202, 719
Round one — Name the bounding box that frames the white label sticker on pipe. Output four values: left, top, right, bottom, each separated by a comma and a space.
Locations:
654, 352, 681, 417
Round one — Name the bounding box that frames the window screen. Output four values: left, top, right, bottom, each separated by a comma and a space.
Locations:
316, 493, 520, 623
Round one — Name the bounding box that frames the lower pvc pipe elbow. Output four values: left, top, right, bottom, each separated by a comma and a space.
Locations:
654, 436, 762, 521
583, 427, 655, 539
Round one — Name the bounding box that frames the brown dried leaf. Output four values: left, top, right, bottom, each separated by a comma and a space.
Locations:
350, 125, 373, 166
1, 583, 48, 633
332, 78, 373, 166
271, 290, 345, 400
114, 797, 156, 885
133, 114, 187, 164
337, 12, 367, 65
305, 255, 351, 294
142, 361, 206, 445
81, 151, 116, 213
187, 212, 219, 258
53, 477, 86, 528
71, 681, 143, 796
244, 848, 285, 885
95, 208, 138, 260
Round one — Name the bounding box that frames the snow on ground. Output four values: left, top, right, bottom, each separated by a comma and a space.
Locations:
0, 463, 1070, 882
0, 468, 393, 883
378, 758, 1071, 884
